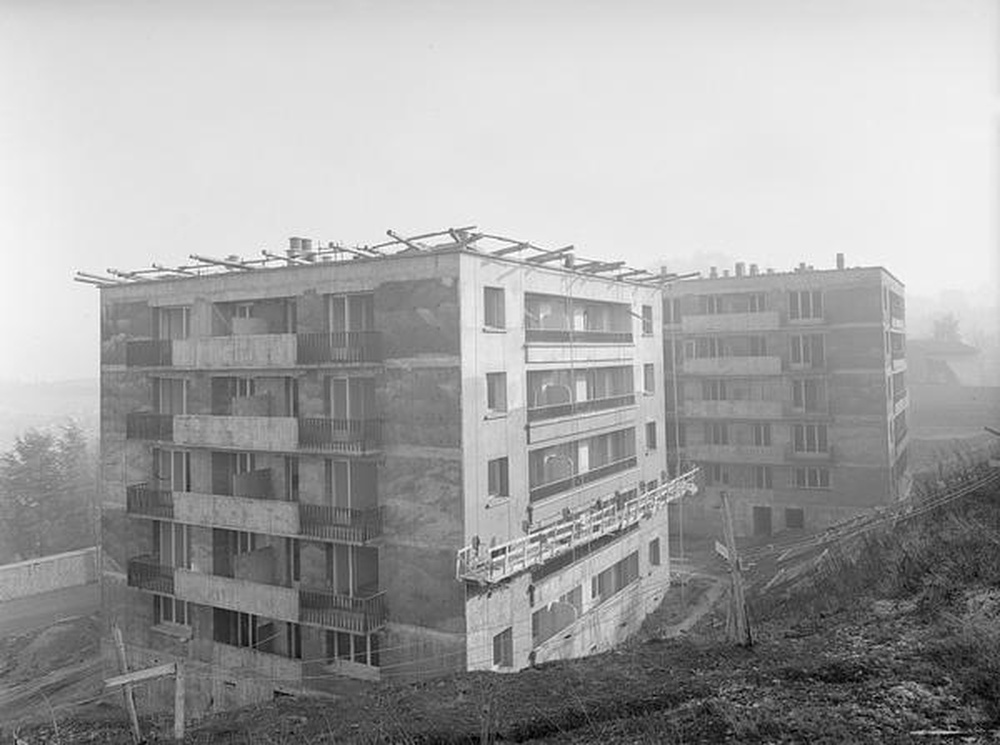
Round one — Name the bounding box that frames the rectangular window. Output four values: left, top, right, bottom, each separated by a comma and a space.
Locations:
695, 337, 724, 358
748, 293, 766, 313
748, 336, 767, 356
791, 335, 825, 367
486, 372, 507, 413
789, 290, 823, 320
154, 595, 189, 626
794, 467, 830, 489
785, 507, 805, 529
702, 379, 727, 401
649, 538, 661, 566
704, 463, 728, 486
753, 465, 773, 489
792, 424, 828, 453
643, 363, 655, 394
701, 295, 723, 314
705, 422, 729, 445
641, 305, 653, 335
492, 627, 513, 668
645, 422, 657, 450
154, 449, 191, 492
488, 457, 509, 498
157, 307, 190, 340
664, 298, 682, 324
484, 287, 505, 329
792, 379, 824, 412
592, 551, 640, 604
153, 521, 190, 569
751, 423, 771, 446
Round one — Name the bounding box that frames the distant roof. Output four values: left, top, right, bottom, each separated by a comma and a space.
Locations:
908, 338, 980, 356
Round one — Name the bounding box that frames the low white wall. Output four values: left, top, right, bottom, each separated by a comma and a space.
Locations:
0, 546, 98, 601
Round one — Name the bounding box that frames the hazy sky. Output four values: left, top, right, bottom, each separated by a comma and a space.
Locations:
0, 0, 995, 381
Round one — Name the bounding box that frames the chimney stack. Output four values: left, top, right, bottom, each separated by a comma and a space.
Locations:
766, 268, 775, 274
836, 252, 845, 270
798, 262, 807, 273
288, 237, 302, 258
723, 269, 731, 277
735, 262, 745, 278
563, 253, 574, 269
749, 263, 759, 276
301, 238, 316, 262
709, 266, 718, 279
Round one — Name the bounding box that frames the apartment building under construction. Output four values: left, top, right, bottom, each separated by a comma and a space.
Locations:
662, 255, 909, 538
93, 228, 698, 716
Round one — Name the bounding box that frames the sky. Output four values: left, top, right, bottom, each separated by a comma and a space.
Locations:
0, 0, 995, 381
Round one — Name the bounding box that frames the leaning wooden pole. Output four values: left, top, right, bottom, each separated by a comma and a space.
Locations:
112, 624, 142, 744
720, 491, 753, 647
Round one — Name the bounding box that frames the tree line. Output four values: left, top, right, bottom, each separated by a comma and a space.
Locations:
0, 421, 96, 564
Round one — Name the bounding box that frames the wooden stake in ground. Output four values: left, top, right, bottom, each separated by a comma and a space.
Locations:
112, 624, 142, 744
719, 491, 753, 647
105, 661, 185, 742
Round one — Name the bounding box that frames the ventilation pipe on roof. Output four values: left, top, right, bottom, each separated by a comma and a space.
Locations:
749, 263, 759, 276
709, 266, 718, 279
836, 252, 845, 270
288, 237, 302, 259
723, 269, 731, 277
735, 262, 745, 277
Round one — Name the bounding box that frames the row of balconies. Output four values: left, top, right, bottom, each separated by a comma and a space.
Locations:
681, 443, 836, 463
127, 556, 387, 634
125, 484, 384, 544
123, 332, 383, 369
125, 413, 381, 454
528, 455, 638, 503
675, 400, 833, 419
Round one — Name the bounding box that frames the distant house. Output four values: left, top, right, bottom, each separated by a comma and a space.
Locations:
907, 338, 983, 386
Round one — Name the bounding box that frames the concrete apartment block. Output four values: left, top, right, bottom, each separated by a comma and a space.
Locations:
97, 235, 693, 717
663, 259, 909, 538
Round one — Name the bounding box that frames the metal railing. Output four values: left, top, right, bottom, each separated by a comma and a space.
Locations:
125, 484, 174, 519
125, 339, 172, 367
125, 413, 174, 441
299, 587, 387, 633
528, 456, 637, 503
527, 393, 635, 423
298, 418, 381, 453
525, 328, 633, 344
127, 556, 175, 594
299, 504, 384, 543
785, 444, 835, 461
297, 332, 383, 364
457, 468, 700, 585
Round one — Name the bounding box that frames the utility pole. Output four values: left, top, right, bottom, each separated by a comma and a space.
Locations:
719, 491, 753, 647
112, 624, 142, 744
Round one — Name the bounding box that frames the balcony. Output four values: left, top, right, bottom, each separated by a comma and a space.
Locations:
297, 332, 383, 365
680, 311, 780, 334
458, 467, 700, 584
173, 490, 299, 536
125, 485, 174, 519
527, 394, 635, 423
126, 340, 172, 367
172, 415, 297, 451
685, 444, 785, 464
299, 504, 384, 543
298, 418, 381, 454
299, 587, 387, 633
681, 400, 783, 419
125, 413, 174, 441
172, 334, 296, 369
127, 556, 175, 594
681, 356, 782, 376
529, 456, 637, 503
785, 445, 835, 462
174, 570, 299, 624
525, 328, 633, 345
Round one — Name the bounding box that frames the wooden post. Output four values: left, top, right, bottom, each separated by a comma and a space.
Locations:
173, 661, 185, 741
720, 491, 753, 647
112, 624, 142, 744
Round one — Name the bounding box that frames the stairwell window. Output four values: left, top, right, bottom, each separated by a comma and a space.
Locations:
486, 373, 507, 414
484, 287, 505, 330
641, 305, 654, 335
493, 627, 513, 668
643, 363, 655, 394
488, 457, 509, 498
649, 538, 661, 567
645, 422, 657, 450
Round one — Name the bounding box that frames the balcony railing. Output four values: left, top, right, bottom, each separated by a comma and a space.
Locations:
458, 467, 700, 584
126, 339, 172, 367
298, 418, 381, 453
525, 328, 633, 344
125, 484, 174, 519
527, 393, 635, 423
125, 413, 174, 441
297, 332, 383, 364
529, 455, 637, 503
785, 445, 835, 461
127, 556, 175, 594
299, 588, 387, 633
299, 504, 384, 543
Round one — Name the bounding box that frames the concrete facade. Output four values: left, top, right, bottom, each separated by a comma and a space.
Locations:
98, 238, 677, 717
663, 262, 909, 538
